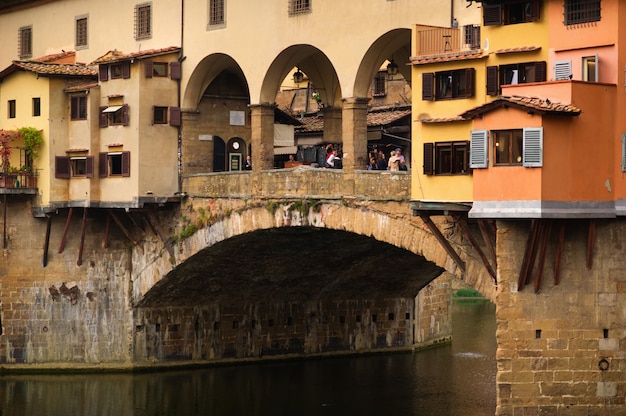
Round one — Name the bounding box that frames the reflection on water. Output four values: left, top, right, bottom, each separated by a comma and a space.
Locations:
0, 299, 496, 416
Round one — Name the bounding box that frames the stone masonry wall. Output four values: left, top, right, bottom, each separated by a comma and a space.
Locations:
496, 219, 626, 415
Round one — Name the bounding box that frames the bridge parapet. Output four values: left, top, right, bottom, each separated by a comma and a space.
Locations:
184, 167, 410, 200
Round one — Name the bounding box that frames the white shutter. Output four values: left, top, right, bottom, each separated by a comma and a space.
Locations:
523, 127, 543, 167
621, 133, 626, 172
554, 60, 572, 80
470, 130, 488, 168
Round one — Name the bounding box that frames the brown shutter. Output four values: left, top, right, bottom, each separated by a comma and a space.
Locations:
99, 152, 108, 177
122, 61, 131, 79
55, 156, 70, 178
423, 143, 434, 175
530, 0, 541, 20
486, 66, 499, 96
85, 156, 94, 178
99, 106, 108, 128
483, 4, 502, 26
465, 68, 475, 98
99, 64, 108, 82
121, 104, 130, 126
170, 61, 181, 80
534, 61, 547, 82
144, 60, 153, 78
169, 107, 181, 126
422, 73, 434, 101
121, 151, 131, 177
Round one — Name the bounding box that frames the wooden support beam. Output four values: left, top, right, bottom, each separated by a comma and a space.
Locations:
104, 212, 111, 249
126, 211, 146, 235
586, 219, 595, 270
554, 221, 565, 285
518, 219, 540, 291
455, 216, 496, 285
77, 207, 87, 266
110, 211, 139, 247
477, 219, 497, 265
42, 214, 51, 267
146, 209, 175, 259
533, 220, 552, 294
58, 207, 73, 253
419, 213, 465, 274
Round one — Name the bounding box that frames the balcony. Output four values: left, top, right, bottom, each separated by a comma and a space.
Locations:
414, 25, 481, 58
0, 171, 38, 194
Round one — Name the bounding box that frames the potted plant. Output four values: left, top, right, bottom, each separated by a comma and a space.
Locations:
18, 127, 43, 161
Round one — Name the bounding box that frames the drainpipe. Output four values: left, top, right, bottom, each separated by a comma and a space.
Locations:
177, 0, 185, 194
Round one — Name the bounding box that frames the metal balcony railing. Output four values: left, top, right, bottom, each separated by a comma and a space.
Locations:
415, 25, 481, 57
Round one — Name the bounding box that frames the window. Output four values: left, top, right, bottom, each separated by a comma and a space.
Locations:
483, 1, 541, 26
289, 0, 311, 15
152, 62, 167, 77
32, 98, 40, 117
494, 130, 524, 165
100, 104, 130, 127
486, 62, 547, 95
71, 96, 87, 120
209, 0, 225, 26
8, 100, 16, 119
423, 141, 470, 175
18, 26, 32, 59
75, 16, 88, 48
422, 68, 475, 101
583, 55, 598, 82
99, 151, 131, 177
564, 0, 601, 25
135, 3, 152, 40
373, 71, 387, 97
55, 156, 94, 178
153, 106, 168, 124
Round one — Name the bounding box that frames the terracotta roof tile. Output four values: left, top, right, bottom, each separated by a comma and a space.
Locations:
92, 47, 181, 64
64, 83, 99, 93
420, 116, 466, 124
296, 106, 411, 133
494, 46, 541, 55
461, 95, 581, 119
410, 51, 485, 65
33, 50, 77, 63
0, 61, 98, 79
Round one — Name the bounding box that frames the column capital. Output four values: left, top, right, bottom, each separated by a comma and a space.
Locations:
341, 96, 371, 108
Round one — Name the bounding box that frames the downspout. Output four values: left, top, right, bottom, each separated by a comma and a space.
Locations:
177, 0, 185, 194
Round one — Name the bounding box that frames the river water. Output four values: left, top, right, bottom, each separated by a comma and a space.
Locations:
0, 299, 496, 416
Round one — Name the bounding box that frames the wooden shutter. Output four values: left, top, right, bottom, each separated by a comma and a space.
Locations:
530, 0, 541, 20
423, 143, 434, 175
622, 133, 626, 172
55, 156, 70, 178
121, 104, 130, 126
169, 107, 181, 126
422, 73, 434, 101
99, 64, 108, 82
523, 128, 543, 167
470, 130, 488, 168
99, 106, 108, 128
99, 152, 108, 177
144, 60, 153, 78
554, 60, 572, 80
486, 66, 499, 96
170, 61, 181, 80
534, 61, 547, 82
121, 151, 131, 177
122, 61, 131, 79
85, 156, 94, 178
464, 68, 475, 98
483, 4, 502, 26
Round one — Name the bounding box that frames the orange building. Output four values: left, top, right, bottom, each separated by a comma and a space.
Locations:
411, 0, 625, 219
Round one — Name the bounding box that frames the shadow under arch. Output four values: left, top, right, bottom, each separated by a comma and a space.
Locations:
354, 28, 412, 98
183, 53, 250, 109
260, 44, 341, 108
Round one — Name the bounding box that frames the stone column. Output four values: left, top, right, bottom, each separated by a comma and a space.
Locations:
249, 103, 275, 172
341, 97, 370, 172
322, 106, 342, 144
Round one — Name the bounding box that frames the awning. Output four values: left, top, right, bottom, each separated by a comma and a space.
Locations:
274, 145, 298, 155
102, 105, 122, 113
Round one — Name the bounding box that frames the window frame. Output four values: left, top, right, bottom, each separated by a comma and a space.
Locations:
75, 15, 88, 49
493, 129, 524, 166
564, 0, 601, 25
8, 100, 16, 119
209, 0, 225, 26
100, 104, 130, 127
100, 151, 131, 177
288, 0, 311, 16
153, 106, 168, 124
18, 25, 32, 59
483, 1, 541, 26
582, 54, 598, 82
486, 61, 547, 96
373, 71, 387, 97
135, 3, 152, 40
423, 141, 470, 176
432, 68, 475, 100
32, 97, 41, 117
70, 95, 87, 120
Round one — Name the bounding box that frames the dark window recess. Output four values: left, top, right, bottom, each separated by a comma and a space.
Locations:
153, 106, 168, 124
8, 100, 16, 119
232, 321, 239, 329
71, 95, 87, 120
100, 151, 130, 177
426, 68, 474, 100
484, 1, 541, 26
493, 129, 523, 166
32, 97, 40, 117
388, 313, 395, 321
564, 0, 601, 25
486, 62, 546, 96
100, 104, 129, 127
373, 71, 387, 97
110, 61, 131, 80
70, 156, 94, 177
145, 61, 168, 78
424, 141, 470, 175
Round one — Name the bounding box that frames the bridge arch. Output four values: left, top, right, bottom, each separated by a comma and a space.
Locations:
133, 199, 496, 306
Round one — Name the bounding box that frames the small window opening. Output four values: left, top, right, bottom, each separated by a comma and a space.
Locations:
603, 328, 609, 339
535, 329, 541, 339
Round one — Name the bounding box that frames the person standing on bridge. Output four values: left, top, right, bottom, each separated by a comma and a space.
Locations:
244, 155, 252, 170
388, 150, 401, 171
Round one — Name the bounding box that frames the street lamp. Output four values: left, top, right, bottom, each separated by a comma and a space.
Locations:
293, 67, 304, 85
387, 58, 399, 79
